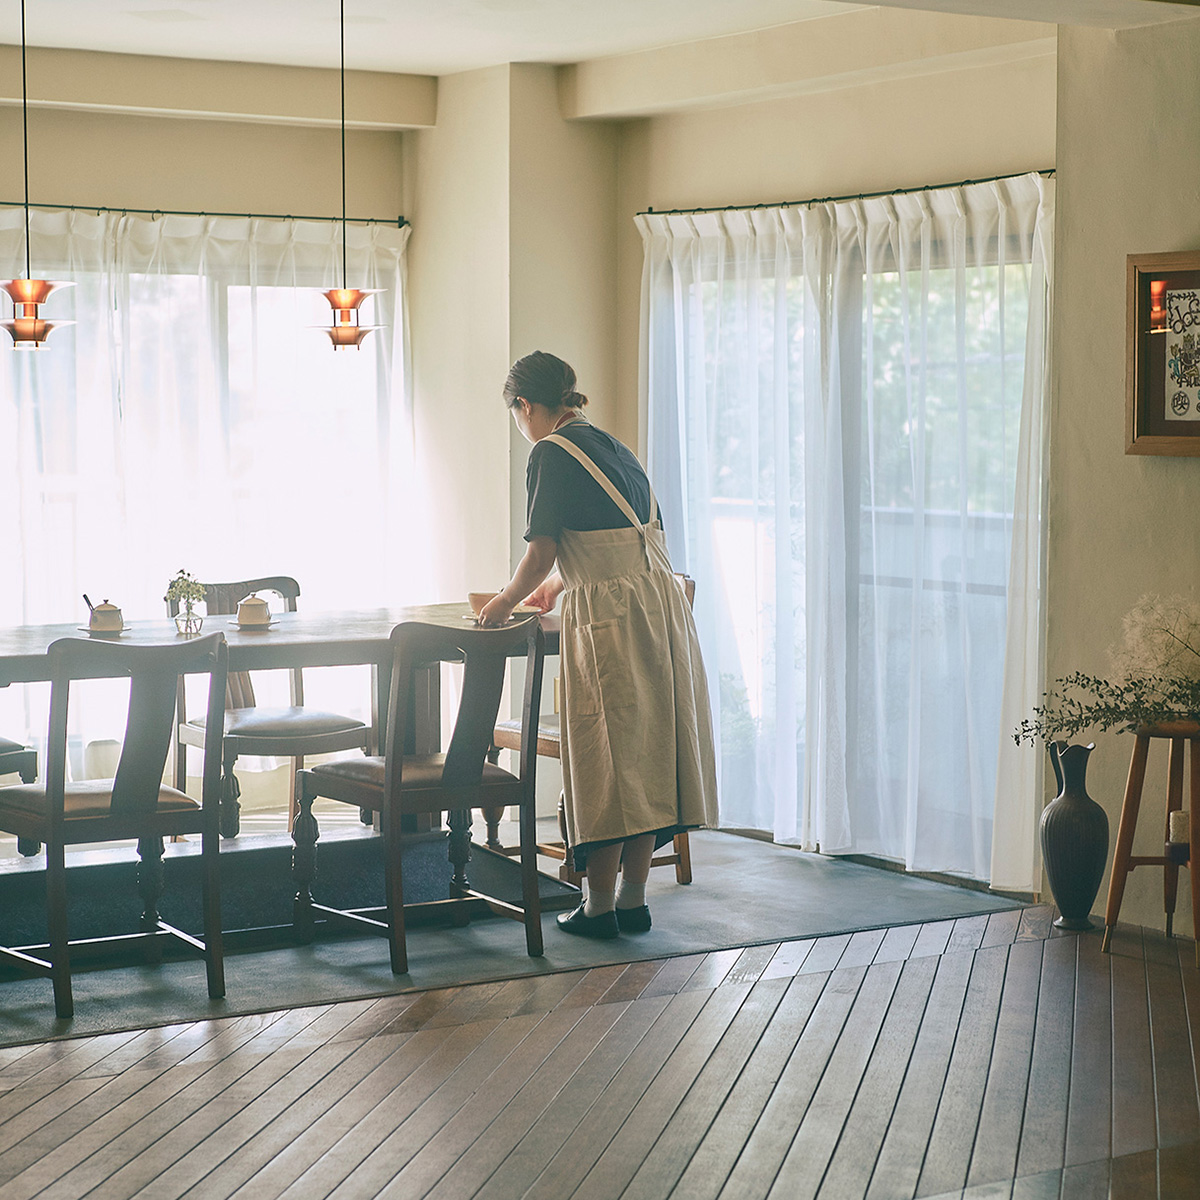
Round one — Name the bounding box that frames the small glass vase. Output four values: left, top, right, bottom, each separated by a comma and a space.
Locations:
175, 607, 203, 636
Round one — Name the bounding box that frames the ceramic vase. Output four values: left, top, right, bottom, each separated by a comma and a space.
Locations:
1042, 741, 1109, 931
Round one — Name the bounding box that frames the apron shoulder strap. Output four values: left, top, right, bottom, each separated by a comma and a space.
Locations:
543, 433, 657, 532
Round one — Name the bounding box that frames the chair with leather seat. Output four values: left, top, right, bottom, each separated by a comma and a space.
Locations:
486, 573, 698, 888
168, 576, 371, 837
293, 615, 546, 974
0, 736, 40, 857
0, 633, 228, 1019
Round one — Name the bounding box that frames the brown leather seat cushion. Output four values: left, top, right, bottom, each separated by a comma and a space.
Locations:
311, 754, 517, 790
189, 707, 367, 738
0, 779, 200, 819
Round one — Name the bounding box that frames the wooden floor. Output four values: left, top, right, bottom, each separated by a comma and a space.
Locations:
0, 906, 1197, 1199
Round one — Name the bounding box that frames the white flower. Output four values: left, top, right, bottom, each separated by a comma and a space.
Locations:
1109, 593, 1200, 683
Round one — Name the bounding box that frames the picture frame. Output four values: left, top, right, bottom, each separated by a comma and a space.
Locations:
1127, 250, 1200, 456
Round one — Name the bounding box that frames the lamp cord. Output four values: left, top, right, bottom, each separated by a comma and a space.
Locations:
20, 0, 30, 280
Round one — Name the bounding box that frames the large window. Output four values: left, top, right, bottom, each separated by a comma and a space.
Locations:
0, 208, 417, 815
639, 175, 1053, 887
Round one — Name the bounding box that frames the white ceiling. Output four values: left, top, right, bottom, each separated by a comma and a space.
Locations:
0, 0, 1195, 75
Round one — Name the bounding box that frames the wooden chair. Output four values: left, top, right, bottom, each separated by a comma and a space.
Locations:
293, 616, 546, 974
486, 573, 697, 888
0, 736, 40, 857
0, 633, 228, 1019
169, 576, 370, 837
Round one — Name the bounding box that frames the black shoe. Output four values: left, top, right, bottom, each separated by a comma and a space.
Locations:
616, 905, 652, 933
556, 904, 619, 940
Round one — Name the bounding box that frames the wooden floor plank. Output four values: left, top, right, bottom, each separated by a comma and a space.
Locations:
866, 949, 975, 1200
768, 960, 905, 1200
681, 948, 745, 992
568, 982, 761, 1200
835, 928, 887, 969
1013, 932, 1076, 1179
874, 924, 922, 964
966, 937, 1043, 1188
638, 953, 707, 997
910, 921, 955, 960
981, 910, 1023, 948
915, 944, 1010, 1197
273, 1017, 510, 1200
1144, 937, 1200, 1150
272, 1015, 523, 1200
1015, 905, 1055, 942
555, 964, 633, 1008
761, 940, 815, 980
673, 973, 829, 1200
717, 967, 866, 1200
616, 977, 791, 1200
96, 1043, 364, 1200
817, 954, 940, 1200
946, 915, 991, 956
420, 979, 510, 1028
224, 1028, 452, 1200
1109, 930, 1158, 1159
508, 989, 713, 1200
1064, 933, 1113, 1169
797, 933, 853, 976
724, 944, 782, 987
472, 994, 677, 1200
420, 1002, 630, 1200
180, 1031, 425, 1200
598, 960, 668, 1005
327, 1007, 590, 1200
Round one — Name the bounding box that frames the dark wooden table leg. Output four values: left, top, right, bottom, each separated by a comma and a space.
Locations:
1165, 737, 1185, 937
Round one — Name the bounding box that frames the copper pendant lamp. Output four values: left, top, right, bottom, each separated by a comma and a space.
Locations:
2, 0, 73, 349
321, 0, 381, 349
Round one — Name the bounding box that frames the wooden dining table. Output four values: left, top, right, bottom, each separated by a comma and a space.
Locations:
0, 602, 560, 837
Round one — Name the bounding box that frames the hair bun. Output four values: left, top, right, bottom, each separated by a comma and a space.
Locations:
563, 389, 589, 408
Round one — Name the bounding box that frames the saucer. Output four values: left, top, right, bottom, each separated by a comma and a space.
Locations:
228, 619, 278, 631
78, 627, 126, 638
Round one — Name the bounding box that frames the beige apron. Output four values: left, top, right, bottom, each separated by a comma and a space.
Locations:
544, 433, 718, 854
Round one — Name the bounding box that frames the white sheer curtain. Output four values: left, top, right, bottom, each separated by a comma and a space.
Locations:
638, 173, 1053, 888
0, 206, 420, 759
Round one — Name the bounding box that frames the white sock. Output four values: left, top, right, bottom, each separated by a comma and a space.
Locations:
616, 879, 646, 909
584, 887, 615, 917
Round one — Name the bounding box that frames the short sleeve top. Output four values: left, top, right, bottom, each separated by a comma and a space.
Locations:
524, 421, 658, 542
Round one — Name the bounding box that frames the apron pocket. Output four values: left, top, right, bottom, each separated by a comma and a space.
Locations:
584, 619, 637, 712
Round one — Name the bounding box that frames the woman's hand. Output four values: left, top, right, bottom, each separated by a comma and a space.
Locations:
478, 593, 516, 627
524, 574, 564, 613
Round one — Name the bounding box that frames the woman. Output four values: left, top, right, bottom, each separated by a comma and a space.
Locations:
479, 351, 717, 939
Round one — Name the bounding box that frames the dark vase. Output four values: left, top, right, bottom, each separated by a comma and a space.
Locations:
1042, 741, 1110, 931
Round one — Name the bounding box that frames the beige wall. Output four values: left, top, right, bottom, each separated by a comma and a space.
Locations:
1051, 17, 1200, 931
405, 66, 513, 601
0, 107, 403, 221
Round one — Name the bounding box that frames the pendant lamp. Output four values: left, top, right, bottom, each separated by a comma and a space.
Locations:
2, 0, 73, 349
321, 0, 381, 349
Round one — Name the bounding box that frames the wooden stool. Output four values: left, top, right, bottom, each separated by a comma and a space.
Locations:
1101, 721, 1200, 966
485, 714, 693, 888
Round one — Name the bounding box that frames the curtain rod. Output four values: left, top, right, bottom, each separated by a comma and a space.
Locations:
639, 169, 1055, 218
0, 200, 407, 227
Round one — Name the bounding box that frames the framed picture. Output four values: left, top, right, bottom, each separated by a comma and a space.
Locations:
1127, 250, 1200, 455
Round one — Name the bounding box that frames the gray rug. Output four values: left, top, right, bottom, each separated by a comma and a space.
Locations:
0, 830, 1024, 1046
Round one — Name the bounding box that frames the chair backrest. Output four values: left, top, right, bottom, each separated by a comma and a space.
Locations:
674, 573, 696, 608
166, 576, 300, 711
45, 634, 228, 821
384, 617, 545, 794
